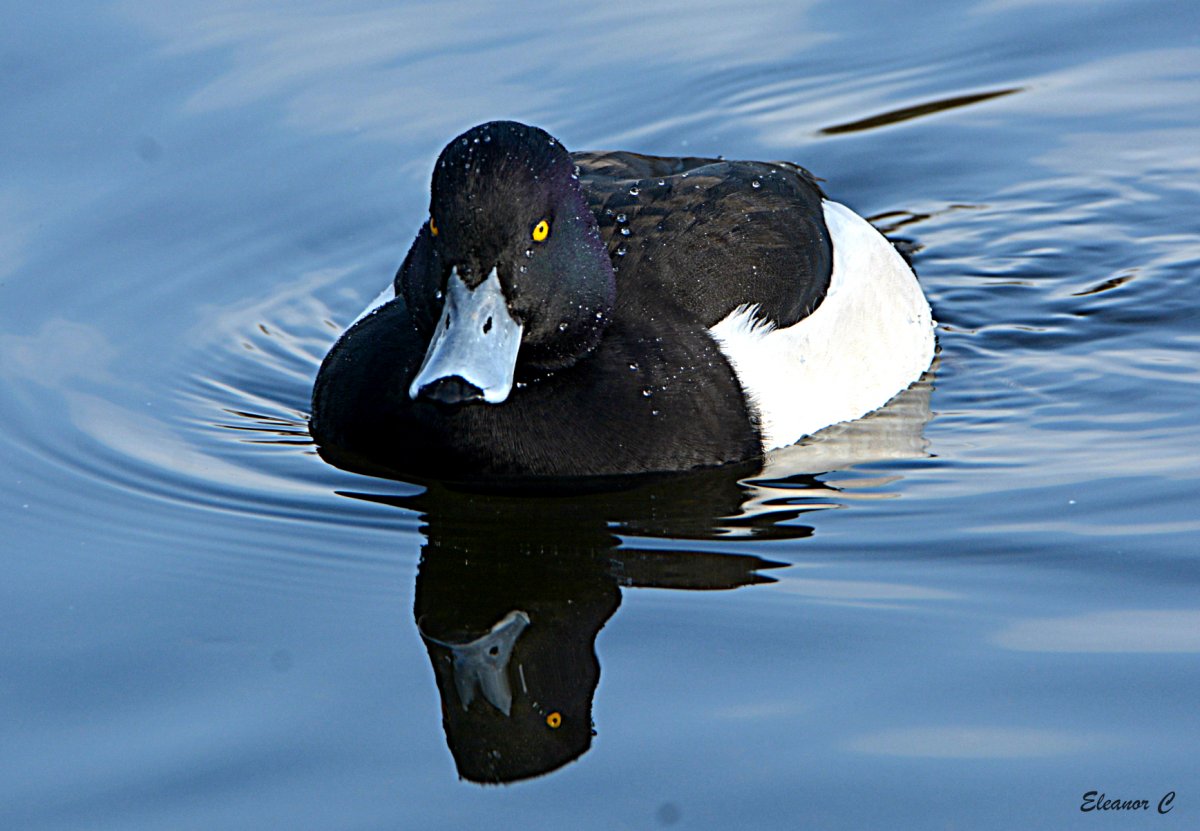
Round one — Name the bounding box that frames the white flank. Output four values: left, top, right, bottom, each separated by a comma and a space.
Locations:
349, 283, 397, 327
709, 200, 935, 451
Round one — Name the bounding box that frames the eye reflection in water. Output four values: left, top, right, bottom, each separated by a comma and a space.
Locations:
332, 371, 933, 784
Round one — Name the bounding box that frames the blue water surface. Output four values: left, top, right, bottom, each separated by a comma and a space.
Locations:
2, 1, 1198, 829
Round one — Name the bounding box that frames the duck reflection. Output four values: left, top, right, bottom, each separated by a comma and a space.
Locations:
357, 465, 797, 784
340, 373, 934, 784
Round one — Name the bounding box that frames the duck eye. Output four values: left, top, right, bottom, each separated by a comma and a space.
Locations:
532, 219, 550, 243
429, 216, 439, 237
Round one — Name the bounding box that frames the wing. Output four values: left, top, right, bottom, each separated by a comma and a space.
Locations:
572, 150, 832, 329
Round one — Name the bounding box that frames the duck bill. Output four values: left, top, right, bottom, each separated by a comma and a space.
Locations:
409, 266, 523, 405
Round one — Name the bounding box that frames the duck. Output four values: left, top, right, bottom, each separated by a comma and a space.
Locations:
310, 120, 934, 483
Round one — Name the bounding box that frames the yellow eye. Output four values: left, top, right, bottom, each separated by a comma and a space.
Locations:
532, 219, 550, 243
429, 217, 439, 237
546, 712, 562, 729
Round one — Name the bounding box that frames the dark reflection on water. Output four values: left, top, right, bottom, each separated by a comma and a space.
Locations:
323, 375, 933, 784
818, 87, 1023, 135
360, 482, 789, 783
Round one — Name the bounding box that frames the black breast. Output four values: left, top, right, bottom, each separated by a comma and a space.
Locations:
310, 297, 761, 483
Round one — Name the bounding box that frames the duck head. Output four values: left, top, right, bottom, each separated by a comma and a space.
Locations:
403, 121, 616, 406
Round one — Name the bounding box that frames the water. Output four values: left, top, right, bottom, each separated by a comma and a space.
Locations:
3, 1, 1198, 828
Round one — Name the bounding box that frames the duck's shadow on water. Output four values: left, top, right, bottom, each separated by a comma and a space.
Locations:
325, 373, 934, 785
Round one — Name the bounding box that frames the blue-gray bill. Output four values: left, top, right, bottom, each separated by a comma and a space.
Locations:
408, 266, 523, 405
